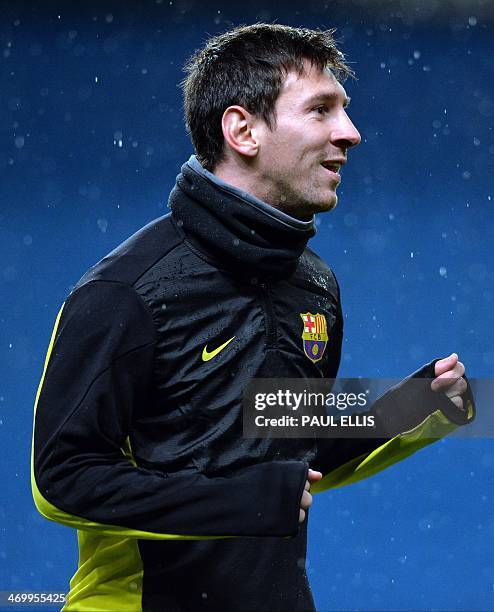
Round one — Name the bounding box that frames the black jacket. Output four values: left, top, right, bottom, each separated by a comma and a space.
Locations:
32, 157, 474, 612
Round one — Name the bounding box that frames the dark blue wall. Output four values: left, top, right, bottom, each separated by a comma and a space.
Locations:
1, 2, 493, 610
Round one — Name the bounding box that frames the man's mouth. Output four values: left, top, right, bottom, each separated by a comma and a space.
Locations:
321, 160, 345, 175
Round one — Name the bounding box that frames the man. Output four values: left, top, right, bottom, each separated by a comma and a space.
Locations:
32, 24, 474, 612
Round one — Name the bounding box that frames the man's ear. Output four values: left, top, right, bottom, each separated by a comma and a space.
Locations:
221, 105, 259, 158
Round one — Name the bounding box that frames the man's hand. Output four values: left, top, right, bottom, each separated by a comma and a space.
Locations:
431, 352, 467, 410
299, 469, 322, 524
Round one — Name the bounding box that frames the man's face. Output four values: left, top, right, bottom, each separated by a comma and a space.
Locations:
253, 63, 361, 219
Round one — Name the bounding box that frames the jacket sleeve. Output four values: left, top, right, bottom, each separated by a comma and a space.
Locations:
312, 275, 476, 494
31, 280, 308, 539
312, 360, 476, 493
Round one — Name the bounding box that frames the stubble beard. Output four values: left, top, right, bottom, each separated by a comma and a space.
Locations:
259, 166, 338, 219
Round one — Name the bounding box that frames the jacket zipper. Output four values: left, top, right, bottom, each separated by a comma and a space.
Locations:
259, 282, 277, 348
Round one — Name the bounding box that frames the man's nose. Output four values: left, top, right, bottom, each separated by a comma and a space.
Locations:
331, 112, 361, 149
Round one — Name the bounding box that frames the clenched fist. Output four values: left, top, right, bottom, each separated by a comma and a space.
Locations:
431, 353, 467, 410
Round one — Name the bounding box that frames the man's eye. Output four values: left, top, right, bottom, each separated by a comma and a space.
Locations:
314, 105, 328, 115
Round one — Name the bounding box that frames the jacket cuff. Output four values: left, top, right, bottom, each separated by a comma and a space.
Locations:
289, 462, 309, 535
270, 461, 308, 537
231, 460, 308, 538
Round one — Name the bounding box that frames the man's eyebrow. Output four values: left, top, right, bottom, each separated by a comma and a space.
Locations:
304, 92, 351, 108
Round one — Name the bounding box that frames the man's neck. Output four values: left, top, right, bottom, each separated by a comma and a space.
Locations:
213, 160, 263, 202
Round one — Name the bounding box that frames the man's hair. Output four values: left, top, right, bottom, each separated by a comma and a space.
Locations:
182, 23, 353, 171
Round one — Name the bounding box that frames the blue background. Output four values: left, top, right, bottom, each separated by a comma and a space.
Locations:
1, 1, 493, 610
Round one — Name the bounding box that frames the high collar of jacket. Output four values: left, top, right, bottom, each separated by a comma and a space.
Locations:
169, 156, 316, 279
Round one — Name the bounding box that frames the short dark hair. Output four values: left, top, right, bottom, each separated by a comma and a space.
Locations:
182, 23, 353, 171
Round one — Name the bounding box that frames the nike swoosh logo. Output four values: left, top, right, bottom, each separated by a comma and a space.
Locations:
202, 336, 236, 362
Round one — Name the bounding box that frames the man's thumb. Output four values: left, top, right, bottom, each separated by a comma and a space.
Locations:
434, 352, 458, 376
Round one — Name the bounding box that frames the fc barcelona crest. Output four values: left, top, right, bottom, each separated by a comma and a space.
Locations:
300, 312, 328, 363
